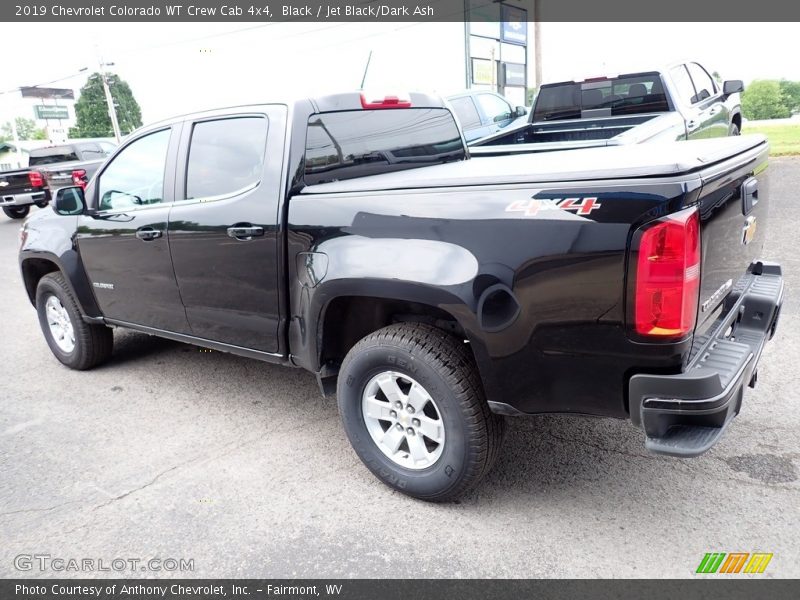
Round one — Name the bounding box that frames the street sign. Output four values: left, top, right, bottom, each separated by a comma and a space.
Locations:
502, 5, 528, 45
21, 87, 74, 100
503, 63, 526, 87
472, 59, 494, 85
34, 105, 69, 120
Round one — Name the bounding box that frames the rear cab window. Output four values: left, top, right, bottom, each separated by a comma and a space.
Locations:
28, 147, 79, 166
533, 72, 669, 122
304, 108, 465, 186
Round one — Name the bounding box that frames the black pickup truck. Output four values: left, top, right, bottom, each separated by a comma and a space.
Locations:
19, 92, 783, 501
0, 141, 114, 219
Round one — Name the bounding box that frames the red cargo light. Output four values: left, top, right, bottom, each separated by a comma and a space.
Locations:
360, 93, 412, 109
28, 171, 44, 187
71, 169, 88, 189
634, 207, 701, 338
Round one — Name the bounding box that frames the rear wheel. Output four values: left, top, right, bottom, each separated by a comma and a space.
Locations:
36, 272, 113, 370
34, 200, 49, 209
3, 206, 30, 219
729, 122, 740, 136
337, 323, 504, 501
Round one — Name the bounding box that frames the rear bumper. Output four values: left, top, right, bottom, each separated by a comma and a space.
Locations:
1, 190, 49, 207
629, 261, 783, 457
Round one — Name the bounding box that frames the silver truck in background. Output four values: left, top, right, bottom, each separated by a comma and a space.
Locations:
468, 61, 744, 156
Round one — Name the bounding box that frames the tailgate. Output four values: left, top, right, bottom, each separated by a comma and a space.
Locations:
695, 135, 770, 333
0, 170, 36, 194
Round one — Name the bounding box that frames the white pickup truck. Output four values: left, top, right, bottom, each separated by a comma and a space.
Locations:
469, 61, 744, 155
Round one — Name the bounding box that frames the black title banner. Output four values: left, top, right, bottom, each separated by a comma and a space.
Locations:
3, 579, 800, 600
3, 0, 800, 22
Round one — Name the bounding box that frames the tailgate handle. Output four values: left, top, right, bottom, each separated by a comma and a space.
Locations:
742, 177, 758, 215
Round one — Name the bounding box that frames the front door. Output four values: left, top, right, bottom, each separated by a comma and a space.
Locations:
76, 125, 191, 333
168, 107, 285, 353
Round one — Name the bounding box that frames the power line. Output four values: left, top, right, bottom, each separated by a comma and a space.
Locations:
0, 67, 89, 96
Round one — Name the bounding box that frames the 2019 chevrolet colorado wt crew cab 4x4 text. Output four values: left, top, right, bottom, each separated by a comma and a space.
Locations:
19, 92, 783, 500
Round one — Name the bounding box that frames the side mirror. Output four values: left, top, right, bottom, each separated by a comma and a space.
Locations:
53, 186, 86, 216
514, 106, 527, 118
723, 80, 744, 96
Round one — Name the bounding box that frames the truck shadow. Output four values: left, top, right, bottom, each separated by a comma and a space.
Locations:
100, 330, 700, 507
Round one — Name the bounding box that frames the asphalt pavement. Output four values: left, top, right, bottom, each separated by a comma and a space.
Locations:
2, 157, 799, 578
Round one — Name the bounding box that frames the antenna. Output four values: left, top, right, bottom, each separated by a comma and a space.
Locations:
360, 50, 373, 90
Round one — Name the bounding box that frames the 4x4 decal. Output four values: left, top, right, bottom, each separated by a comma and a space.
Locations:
506, 197, 602, 217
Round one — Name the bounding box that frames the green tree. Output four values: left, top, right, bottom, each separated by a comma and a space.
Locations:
70, 72, 142, 138
778, 79, 800, 114
741, 80, 790, 120
526, 86, 538, 106
1, 117, 47, 140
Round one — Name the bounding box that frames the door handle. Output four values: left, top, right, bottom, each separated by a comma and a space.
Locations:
686, 120, 699, 131
227, 225, 264, 241
135, 227, 162, 241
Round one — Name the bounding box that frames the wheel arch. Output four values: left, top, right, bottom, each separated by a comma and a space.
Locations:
20, 251, 102, 319
295, 279, 501, 403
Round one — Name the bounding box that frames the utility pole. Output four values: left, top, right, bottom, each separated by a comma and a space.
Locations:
533, 0, 542, 90
98, 58, 122, 143
9, 114, 22, 168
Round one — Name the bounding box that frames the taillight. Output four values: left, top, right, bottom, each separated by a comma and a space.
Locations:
72, 169, 88, 189
634, 207, 701, 338
28, 171, 43, 187
360, 92, 412, 109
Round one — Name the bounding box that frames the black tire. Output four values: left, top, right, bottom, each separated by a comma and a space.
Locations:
3, 206, 30, 219
34, 200, 49, 209
729, 122, 740, 136
36, 272, 113, 370
337, 323, 505, 501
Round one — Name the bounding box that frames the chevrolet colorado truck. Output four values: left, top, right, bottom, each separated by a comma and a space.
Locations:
470, 61, 744, 155
0, 141, 114, 219
19, 92, 783, 501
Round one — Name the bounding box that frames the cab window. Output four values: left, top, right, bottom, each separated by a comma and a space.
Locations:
476, 93, 513, 123
670, 65, 698, 106
97, 129, 171, 211
185, 117, 268, 200
686, 63, 717, 103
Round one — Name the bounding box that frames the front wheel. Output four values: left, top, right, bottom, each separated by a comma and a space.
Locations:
3, 206, 30, 219
36, 272, 113, 370
729, 122, 740, 136
337, 323, 504, 501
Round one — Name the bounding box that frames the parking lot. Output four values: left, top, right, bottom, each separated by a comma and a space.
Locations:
1, 157, 799, 579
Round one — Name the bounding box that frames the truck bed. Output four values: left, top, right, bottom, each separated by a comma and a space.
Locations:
468, 112, 686, 156
303, 135, 767, 193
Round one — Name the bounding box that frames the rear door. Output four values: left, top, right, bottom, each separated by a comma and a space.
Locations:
76, 124, 191, 333
448, 96, 489, 141
686, 62, 729, 138
167, 106, 286, 353
670, 63, 728, 139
